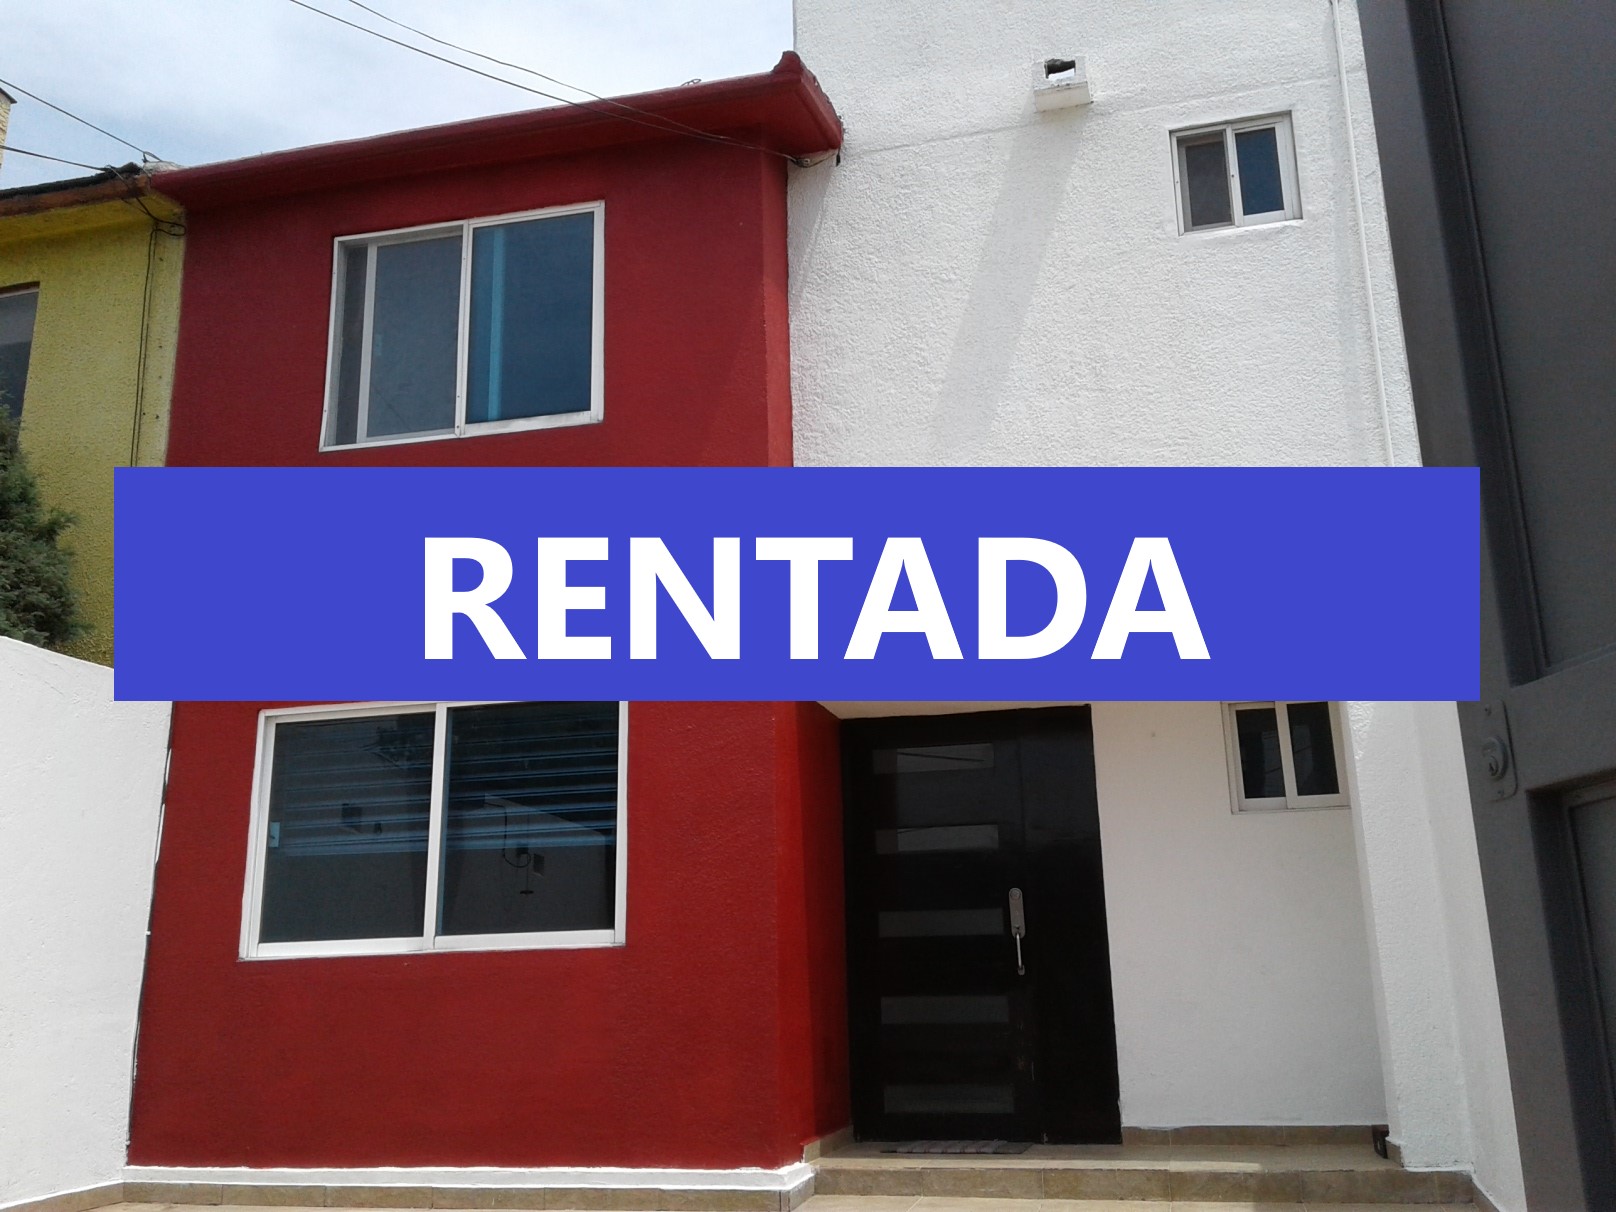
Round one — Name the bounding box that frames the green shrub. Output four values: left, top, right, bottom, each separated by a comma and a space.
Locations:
0, 410, 81, 649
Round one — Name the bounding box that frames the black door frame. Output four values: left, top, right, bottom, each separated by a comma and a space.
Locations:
1359, 5, 1616, 1207
840, 705, 1121, 1144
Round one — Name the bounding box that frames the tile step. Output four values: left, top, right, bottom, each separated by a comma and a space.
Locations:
810, 1156, 1474, 1205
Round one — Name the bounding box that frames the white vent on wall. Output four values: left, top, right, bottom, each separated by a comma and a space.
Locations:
1032, 56, 1092, 110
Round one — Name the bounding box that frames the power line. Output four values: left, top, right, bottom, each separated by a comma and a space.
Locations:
0, 144, 111, 173
282, 0, 816, 166
341, 0, 742, 149
0, 75, 159, 162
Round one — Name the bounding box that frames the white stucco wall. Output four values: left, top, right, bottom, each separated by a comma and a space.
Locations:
1344, 701, 1525, 1205
794, 0, 1518, 1188
0, 638, 169, 1208
1092, 701, 1384, 1127
789, 0, 1418, 470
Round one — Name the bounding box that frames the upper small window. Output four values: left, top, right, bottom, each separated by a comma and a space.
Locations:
1223, 701, 1347, 812
1173, 115, 1299, 233
322, 203, 603, 449
0, 287, 40, 423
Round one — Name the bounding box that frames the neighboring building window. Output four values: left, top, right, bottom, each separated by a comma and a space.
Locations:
1223, 701, 1348, 812
1173, 115, 1300, 233
243, 700, 626, 959
0, 287, 39, 423
322, 202, 603, 449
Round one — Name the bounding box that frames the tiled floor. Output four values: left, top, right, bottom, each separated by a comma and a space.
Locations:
801, 1199, 1474, 1212
108, 1200, 1479, 1212
810, 1144, 1472, 1205
819, 1144, 1399, 1168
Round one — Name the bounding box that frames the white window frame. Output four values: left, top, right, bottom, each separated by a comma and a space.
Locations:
318, 200, 606, 452
1172, 114, 1300, 234
239, 700, 629, 960
1222, 700, 1349, 813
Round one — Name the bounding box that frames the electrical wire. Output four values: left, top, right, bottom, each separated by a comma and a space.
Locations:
282, 0, 820, 166
0, 145, 109, 173
0, 76, 160, 162
341, 0, 759, 150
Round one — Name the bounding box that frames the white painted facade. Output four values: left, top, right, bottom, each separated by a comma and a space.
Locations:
0, 639, 170, 1209
792, 1, 1522, 1205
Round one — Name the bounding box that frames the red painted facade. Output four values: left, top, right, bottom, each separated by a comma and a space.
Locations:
130, 59, 849, 1170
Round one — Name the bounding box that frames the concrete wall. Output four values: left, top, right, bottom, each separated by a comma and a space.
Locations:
1093, 702, 1384, 1127
0, 199, 183, 665
0, 637, 169, 1207
1345, 701, 1525, 1206
789, 0, 1417, 470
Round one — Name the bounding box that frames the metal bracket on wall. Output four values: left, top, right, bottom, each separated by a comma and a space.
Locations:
1477, 700, 1518, 800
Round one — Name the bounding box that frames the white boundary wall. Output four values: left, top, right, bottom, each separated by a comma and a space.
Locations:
0, 638, 169, 1207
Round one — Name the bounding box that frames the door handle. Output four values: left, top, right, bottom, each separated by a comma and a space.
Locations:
1008, 887, 1026, 975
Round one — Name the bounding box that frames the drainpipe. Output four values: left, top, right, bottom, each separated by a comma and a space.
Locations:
1328, 0, 1398, 467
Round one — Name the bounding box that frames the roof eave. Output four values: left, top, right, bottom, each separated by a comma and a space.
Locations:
153, 51, 842, 212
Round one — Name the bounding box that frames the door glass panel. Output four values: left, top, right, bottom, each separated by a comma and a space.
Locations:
873, 743, 995, 773
1182, 134, 1232, 228
259, 712, 434, 943
438, 701, 618, 937
880, 908, 1005, 937
881, 995, 1012, 1025
367, 234, 461, 438
876, 824, 1000, 853
1235, 706, 1285, 798
1235, 126, 1285, 215
884, 1084, 1016, 1114
1287, 701, 1340, 796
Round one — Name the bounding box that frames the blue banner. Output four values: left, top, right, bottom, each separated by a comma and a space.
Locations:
113, 466, 1478, 702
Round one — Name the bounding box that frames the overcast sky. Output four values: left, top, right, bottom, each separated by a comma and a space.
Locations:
0, 0, 793, 189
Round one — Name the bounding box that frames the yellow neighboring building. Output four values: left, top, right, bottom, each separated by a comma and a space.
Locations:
0, 163, 184, 665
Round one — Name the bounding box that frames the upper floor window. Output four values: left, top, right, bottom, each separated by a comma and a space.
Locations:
0, 287, 40, 424
242, 700, 626, 959
322, 202, 603, 450
1223, 701, 1348, 812
1173, 115, 1299, 233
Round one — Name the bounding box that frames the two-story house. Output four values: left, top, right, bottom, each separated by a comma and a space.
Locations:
3, 4, 1554, 1212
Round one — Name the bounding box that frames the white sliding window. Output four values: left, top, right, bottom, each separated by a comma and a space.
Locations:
243, 700, 627, 959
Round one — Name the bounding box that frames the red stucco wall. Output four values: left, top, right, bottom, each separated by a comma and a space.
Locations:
162, 138, 792, 471
132, 137, 847, 1168
130, 700, 846, 1168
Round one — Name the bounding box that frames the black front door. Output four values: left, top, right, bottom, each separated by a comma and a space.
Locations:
842, 707, 1120, 1143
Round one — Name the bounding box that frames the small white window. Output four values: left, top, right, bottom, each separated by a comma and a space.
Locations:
321, 201, 604, 450
1173, 115, 1300, 233
1223, 701, 1348, 812
242, 700, 627, 959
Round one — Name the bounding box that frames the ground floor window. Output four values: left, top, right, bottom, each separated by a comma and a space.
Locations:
1223, 701, 1349, 812
242, 700, 625, 959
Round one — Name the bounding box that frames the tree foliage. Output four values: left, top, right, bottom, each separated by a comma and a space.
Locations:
0, 409, 80, 648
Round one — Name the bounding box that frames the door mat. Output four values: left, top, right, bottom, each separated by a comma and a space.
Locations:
882, 1140, 1033, 1154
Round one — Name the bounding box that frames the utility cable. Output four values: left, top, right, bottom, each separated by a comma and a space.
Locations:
341, 0, 755, 150
282, 0, 821, 166
0, 144, 110, 173
0, 76, 160, 162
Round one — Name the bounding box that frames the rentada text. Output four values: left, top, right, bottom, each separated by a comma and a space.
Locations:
424, 534, 1210, 662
